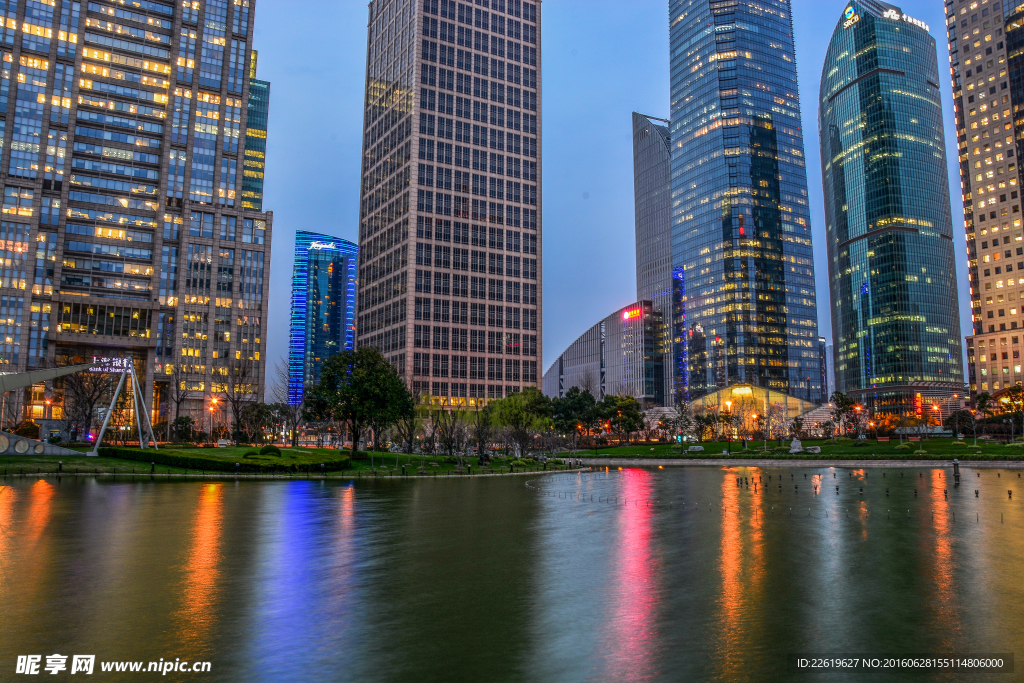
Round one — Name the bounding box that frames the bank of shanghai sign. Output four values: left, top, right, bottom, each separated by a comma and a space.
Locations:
89, 356, 132, 373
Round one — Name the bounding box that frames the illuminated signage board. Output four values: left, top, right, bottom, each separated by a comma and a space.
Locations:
622, 309, 642, 321
89, 357, 132, 373
308, 241, 336, 251
883, 7, 929, 31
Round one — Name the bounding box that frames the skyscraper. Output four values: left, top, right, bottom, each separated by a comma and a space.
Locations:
2, 0, 272, 432
288, 232, 358, 404
821, 1, 963, 412
243, 51, 270, 212
357, 0, 542, 405
949, 0, 1022, 395
669, 0, 823, 404
632, 111, 674, 404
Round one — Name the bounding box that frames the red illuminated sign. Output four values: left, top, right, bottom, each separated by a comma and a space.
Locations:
622, 309, 642, 320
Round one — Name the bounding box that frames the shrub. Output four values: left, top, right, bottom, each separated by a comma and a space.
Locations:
836, 437, 853, 443
894, 444, 912, 452
914, 449, 928, 455
259, 444, 282, 456
951, 441, 968, 447
243, 450, 259, 457
1006, 442, 1024, 448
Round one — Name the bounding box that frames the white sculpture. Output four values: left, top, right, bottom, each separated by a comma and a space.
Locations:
789, 438, 804, 454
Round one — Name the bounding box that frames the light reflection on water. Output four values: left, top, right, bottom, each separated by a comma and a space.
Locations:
0, 467, 1022, 682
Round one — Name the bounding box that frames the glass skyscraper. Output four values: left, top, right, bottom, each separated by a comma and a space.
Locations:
821, 1, 963, 411
288, 232, 358, 404
243, 51, 270, 212
632, 111, 674, 404
357, 0, 542, 405
669, 0, 823, 404
0, 0, 273, 430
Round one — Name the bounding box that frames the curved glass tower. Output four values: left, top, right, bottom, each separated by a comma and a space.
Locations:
669, 0, 823, 404
819, 1, 963, 411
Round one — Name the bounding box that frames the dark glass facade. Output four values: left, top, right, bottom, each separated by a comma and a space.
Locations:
288, 232, 358, 404
632, 111, 674, 404
669, 0, 823, 404
820, 1, 963, 410
242, 64, 270, 212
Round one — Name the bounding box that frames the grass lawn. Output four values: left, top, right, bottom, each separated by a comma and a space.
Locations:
0, 445, 577, 477
573, 438, 1023, 461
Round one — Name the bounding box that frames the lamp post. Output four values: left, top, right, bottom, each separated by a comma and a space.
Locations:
751, 413, 757, 451
209, 397, 217, 443
725, 401, 732, 453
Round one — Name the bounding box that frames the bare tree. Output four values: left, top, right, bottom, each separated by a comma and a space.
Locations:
58, 363, 113, 442
579, 369, 598, 397
270, 356, 302, 446
436, 409, 470, 465
470, 405, 493, 460
168, 365, 195, 442
222, 357, 258, 442
391, 410, 419, 454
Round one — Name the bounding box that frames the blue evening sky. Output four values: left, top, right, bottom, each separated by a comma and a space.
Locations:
254, 0, 968, 376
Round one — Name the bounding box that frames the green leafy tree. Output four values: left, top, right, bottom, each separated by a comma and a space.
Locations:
601, 394, 644, 444
303, 347, 413, 458
551, 386, 598, 452
493, 386, 551, 457
830, 391, 857, 436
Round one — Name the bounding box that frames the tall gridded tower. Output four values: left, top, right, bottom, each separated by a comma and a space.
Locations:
668, 0, 823, 404
946, 0, 1024, 395
821, 1, 963, 412
357, 0, 542, 406
0, 0, 271, 433
242, 50, 269, 212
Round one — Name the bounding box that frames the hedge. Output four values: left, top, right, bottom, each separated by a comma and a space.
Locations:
97, 447, 351, 473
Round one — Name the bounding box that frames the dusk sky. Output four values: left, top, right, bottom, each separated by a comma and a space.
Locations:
253, 0, 968, 376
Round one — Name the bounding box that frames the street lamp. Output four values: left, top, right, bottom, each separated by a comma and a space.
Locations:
751, 413, 757, 451
209, 397, 218, 443
725, 401, 732, 453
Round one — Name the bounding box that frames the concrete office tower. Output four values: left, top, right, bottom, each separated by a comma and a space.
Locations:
288, 232, 359, 404
632, 111, 674, 405
0, 0, 273, 437
357, 0, 542, 406
948, 0, 1024, 395
821, 1, 963, 412
669, 0, 823, 405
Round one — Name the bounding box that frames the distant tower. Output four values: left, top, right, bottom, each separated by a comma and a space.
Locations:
289, 233, 359, 404
820, 1, 963, 411
632, 112, 674, 404
669, 0, 823, 404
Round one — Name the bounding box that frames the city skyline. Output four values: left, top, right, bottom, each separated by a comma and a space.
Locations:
255, 0, 970, 378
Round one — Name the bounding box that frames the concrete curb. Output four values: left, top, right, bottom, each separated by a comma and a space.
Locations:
580, 458, 1024, 470
0, 468, 589, 481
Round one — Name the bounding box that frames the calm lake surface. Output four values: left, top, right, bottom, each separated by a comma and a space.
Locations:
1, 465, 1023, 682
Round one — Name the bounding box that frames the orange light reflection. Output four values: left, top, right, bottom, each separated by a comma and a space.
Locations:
174, 483, 224, 649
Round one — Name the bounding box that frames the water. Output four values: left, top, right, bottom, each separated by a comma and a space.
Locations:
1, 465, 1022, 682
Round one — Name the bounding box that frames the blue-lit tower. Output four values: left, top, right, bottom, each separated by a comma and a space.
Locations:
288, 232, 358, 404
669, 0, 824, 404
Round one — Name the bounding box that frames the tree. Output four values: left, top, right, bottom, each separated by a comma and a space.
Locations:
391, 409, 419, 454
239, 402, 273, 444
830, 391, 857, 436
493, 387, 551, 458
601, 394, 644, 444
551, 386, 597, 453
304, 347, 413, 457
58, 362, 113, 442
469, 404, 494, 460
667, 398, 694, 451
976, 392, 994, 439
220, 357, 259, 443
168, 365, 195, 442
270, 357, 302, 446
435, 409, 470, 464
945, 409, 974, 440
